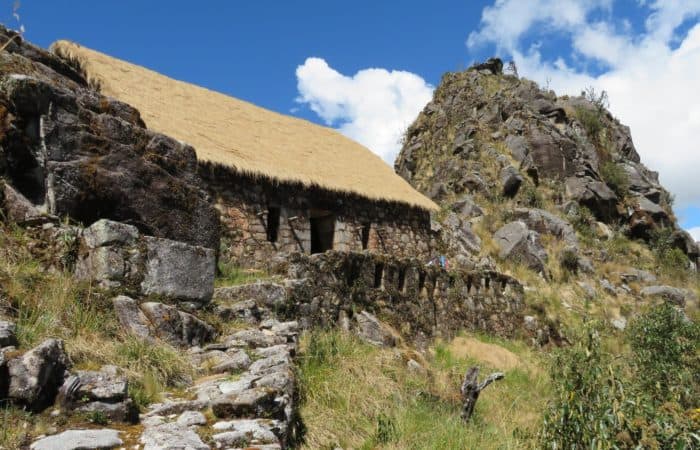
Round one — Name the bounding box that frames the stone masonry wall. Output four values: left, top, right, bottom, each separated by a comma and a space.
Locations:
200, 164, 438, 269
280, 251, 525, 345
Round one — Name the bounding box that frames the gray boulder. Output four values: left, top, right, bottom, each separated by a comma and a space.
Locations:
30, 429, 123, 450
212, 419, 282, 447
565, 176, 618, 222
450, 194, 483, 219
214, 282, 287, 320
76, 220, 216, 304
140, 236, 216, 303
354, 311, 397, 347
0, 320, 18, 348
7, 338, 71, 411
211, 387, 280, 419
140, 302, 215, 348
640, 285, 687, 306
494, 221, 548, 273
441, 212, 482, 256
112, 296, 153, 341
620, 269, 657, 284
1, 181, 51, 225
512, 208, 578, 246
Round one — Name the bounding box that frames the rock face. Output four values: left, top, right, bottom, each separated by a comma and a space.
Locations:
395, 60, 694, 263
494, 222, 547, 273
0, 25, 219, 250
76, 219, 216, 304
7, 338, 71, 411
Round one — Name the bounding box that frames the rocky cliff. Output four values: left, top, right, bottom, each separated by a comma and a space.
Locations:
396, 58, 697, 262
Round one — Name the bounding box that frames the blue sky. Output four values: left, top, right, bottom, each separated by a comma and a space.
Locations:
5, 1, 700, 237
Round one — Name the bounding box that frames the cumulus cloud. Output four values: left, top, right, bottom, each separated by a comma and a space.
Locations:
688, 227, 700, 242
295, 57, 433, 164
468, 0, 700, 216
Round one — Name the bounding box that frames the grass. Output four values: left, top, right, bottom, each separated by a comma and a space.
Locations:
215, 260, 270, 287
296, 330, 549, 449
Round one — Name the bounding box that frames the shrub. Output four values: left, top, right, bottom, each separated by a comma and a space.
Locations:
574, 106, 604, 145
600, 161, 629, 198
626, 303, 700, 406
539, 316, 700, 449
649, 228, 692, 281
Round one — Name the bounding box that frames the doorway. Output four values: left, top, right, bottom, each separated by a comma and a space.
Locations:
310, 211, 335, 254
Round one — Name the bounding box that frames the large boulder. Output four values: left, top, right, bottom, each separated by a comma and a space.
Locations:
1, 181, 52, 225
494, 221, 548, 273
140, 302, 216, 348
640, 285, 687, 307
441, 212, 482, 258
76, 219, 216, 304
0, 26, 219, 250
58, 365, 137, 423
565, 176, 618, 222
141, 236, 216, 302
512, 208, 578, 246
7, 338, 71, 411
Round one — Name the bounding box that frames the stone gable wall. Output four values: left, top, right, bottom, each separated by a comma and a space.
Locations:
200, 164, 438, 269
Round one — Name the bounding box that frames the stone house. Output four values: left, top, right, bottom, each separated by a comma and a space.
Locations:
52, 41, 439, 268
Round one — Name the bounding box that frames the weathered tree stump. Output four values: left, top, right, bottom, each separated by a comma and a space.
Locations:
460, 366, 504, 421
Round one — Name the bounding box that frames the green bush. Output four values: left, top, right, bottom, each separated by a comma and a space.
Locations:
574, 106, 604, 145
627, 303, 700, 406
600, 161, 630, 198
539, 316, 700, 449
649, 228, 692, 281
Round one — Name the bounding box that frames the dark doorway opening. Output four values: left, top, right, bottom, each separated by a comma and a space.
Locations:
266, 206, 280, 242
310, 211, 335, 254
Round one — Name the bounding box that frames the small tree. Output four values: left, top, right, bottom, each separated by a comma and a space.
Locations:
626, 303, 700, 406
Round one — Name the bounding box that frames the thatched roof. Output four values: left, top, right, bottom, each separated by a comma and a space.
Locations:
50, 41, 438, 211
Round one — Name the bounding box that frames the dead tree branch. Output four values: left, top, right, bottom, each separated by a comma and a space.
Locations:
460, 366, 505, 421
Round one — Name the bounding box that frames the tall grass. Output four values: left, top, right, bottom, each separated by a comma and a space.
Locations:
297, 330, 548, 449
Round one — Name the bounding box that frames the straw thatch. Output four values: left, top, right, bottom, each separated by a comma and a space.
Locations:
50, 41, 438, 211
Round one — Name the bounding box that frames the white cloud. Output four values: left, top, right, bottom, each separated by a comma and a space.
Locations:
687, 226, 700, 242
295, 57, 433, 164
469, 0, 700, 215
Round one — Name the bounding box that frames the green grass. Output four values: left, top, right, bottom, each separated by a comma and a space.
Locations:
297, 330, 548, 449
215, 261, 270, 287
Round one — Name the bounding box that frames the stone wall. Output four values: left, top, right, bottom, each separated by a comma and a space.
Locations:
280, 251, 525, 345
200, 164, 438, 269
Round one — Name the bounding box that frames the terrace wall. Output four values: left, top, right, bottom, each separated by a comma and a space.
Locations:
282, 251, 526, 345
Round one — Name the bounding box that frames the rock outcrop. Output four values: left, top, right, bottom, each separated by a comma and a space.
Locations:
395, 60, 697, 264
6, 338, 71, 411
0, 26, 220, 250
